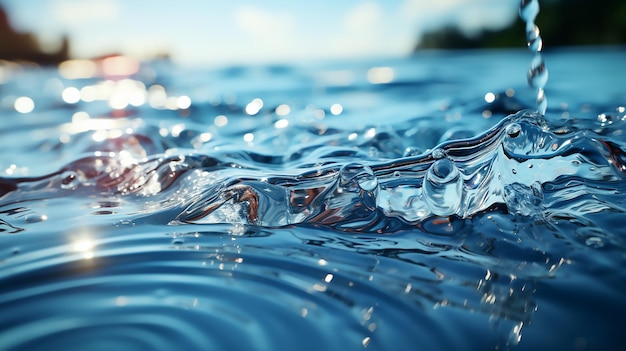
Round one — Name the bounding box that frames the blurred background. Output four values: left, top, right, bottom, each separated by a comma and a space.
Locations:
0, 0, 624, 67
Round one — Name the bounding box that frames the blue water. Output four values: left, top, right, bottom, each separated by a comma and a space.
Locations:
1, 47, 626, 350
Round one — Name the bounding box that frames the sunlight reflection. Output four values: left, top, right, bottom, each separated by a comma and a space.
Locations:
148, 85, 167, 108
314, 109, 325, 119
275, 104, 290, 116
484, 92, 496, 103
80, 86, 97, 102
214, 115, 228, 127
59, 59, 97, 79
62, 87, 81, 104
245, 98, 264, 115
367, 66, 394, 84
177, 95, 191, 110
14, 96, 34, 113
274, 118, 289, 129
60, 117, 131, 136
330, 103, 343, 115
171, 123, 185, 138
102, 56, 139, 77
72, 238, 95, 259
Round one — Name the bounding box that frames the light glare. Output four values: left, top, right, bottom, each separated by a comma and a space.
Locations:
14, 97, 34, 113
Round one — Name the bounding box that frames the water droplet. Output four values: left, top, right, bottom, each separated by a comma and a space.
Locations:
526, 25, 543, 52
339, 163, 378, 192
537, 88, 547, 115
512, 169, 517, 174
403, 147, 421, 157
585, 236, 604, 249
172, 238, 185, 245
528, 55, 548, 89
506, 123, 522, 138
23, 214, 48, 223
503, 182, 543, 216
422, 158, 463, 216
61, 171, 80, 190
432, 148, 446, 159
519, 0, 539, 23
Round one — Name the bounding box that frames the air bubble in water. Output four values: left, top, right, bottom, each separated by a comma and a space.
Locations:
432, 148, 446, 159
585, 236, 604, 249
403, 147, 421, 157
503, 182, 543, 216
23, 214, 48, 223
339, 163, 378, 193
422, 158, 463, 216
61, 171, 80, 190
506, 123, 522, 138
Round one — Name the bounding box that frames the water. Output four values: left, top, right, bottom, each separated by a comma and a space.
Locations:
520, 0, 548, 114
1, 46, 626, 350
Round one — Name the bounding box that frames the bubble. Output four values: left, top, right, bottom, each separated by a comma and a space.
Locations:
61, 171, 80, 190
585, 236, 604, 249
403, 147, 421, 157
23, 214, 48, 223
339, 163, 378, 193
171, 238, 185, 245
503, 182, 543, 216
422, 159, 463, 216
432, 148, 446, 160
506, 123, 522, 138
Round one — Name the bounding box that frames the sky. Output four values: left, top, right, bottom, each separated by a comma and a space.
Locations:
1, 0, 520, 67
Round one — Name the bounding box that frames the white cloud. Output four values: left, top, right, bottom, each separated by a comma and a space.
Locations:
401, 0, 518, 34
53, 0, 119, 27
324, 0, 519, 60
328, 2, 389, 58
232, 5, 300, 61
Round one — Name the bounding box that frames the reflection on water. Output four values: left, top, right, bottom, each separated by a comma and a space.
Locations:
1, 49, 626, 350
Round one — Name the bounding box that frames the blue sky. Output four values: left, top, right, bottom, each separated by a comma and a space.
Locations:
1, 0, 519, 66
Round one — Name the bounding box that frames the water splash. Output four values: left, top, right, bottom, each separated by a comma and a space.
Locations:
4, 111, 624, 233
520, 0, 548, 115
1, 45, 626, 350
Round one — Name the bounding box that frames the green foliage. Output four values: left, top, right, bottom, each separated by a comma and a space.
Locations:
416, 0, 626, 50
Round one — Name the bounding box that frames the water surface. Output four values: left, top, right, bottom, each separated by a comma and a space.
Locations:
1, 48, 626, 350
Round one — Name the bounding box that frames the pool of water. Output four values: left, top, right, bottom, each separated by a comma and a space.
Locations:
1, 47, 626, 350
